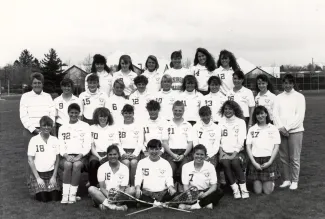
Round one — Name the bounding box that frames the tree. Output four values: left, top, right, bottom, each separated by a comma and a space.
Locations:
19, 49, 34, 67
80, 54, 92, 73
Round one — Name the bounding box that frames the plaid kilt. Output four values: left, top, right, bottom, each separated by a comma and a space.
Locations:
142, 189, 168, 202
121, 149, 140, 161
59, 154, 89, 172
247, 156, 280, 182
27, 170, 62, 196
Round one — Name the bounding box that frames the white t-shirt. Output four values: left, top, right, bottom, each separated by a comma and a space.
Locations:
214, 67, 234, 95
97, 161, 129, 191
106, 94, 131, 126
182, 161, 217, 191
192, 121, 221, 158
154, 90, 179, 121
246, 124, 281, 157
79, 90, 109, 120
129, 90, 152, 122
135, 157, 173, 192
201, 92, 227, 123
54, 94, 83, 125
255, 91, 277, 121
116, 123, 143, 156
226, 87, 255, 118
163, 68, 191, 91
90, 124, 120, 153
190, 65, 217, 91
85, 71, 113, 97
112, 70, 138, 96
27, 134, 59, 172
178, 91, 203, 122
162, 120, 193, 150
142, 70, 163, 93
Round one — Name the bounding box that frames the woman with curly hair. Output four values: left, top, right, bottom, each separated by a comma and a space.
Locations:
142, 55, 163, 93
218, 100, 248, 199
215, 50, 240, 95
191, 48, 217, 95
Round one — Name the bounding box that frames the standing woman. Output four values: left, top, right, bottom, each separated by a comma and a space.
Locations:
191, 48, 217, 95
215, 50, 240, 95
273, 74, 306, 190
246, 106, 280, 195
255, 74, 276, 122
27, 116, 61, 202
218, 101, 248, 199
111, 55, 138, 97
163, 50, 191, 91
85, 54, 112, 97
142, 55, 163, 94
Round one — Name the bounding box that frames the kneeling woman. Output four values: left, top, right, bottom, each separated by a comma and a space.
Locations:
59, 103, 91, 204
180, 145, 224, 210
246, 106, 280, 194
27, 116, 61, 202
88, 145, 134, 211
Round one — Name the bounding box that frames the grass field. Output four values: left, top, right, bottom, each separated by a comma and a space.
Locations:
1, 93, 325, 219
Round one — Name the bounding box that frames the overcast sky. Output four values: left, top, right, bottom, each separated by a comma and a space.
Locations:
1, 0, 325, 67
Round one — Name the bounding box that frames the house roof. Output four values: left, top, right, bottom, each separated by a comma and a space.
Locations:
62, 65, 88, 74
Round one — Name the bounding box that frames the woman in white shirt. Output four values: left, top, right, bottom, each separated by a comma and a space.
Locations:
273, 74, 306, 190
191, 48, 217, 95
142, 55, 163, 94
219, 100, 248, 199
246, 106, 280, 195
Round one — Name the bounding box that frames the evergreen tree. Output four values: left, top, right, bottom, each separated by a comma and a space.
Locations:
19, 49, 34, 67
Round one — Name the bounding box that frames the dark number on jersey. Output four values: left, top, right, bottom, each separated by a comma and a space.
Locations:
132, 99, 139, 105
219, 73, 225, 79
205, 100, 212, 106
92, 132, 98, 139
119, 131, 126, 138
105, 172, 111, 180
59, 103, 63, 109
142, 168, 149, 176
168, 128, 175, 134
156, 98, 162, 103
144, 127, 150, 134
62, 132, 71, 140
198, 131, 203, 138
83, 98, 90, 105
222, 129, 228, 137
228, 96, 234, 101
181, 100, 187, 106
112, 104, 117, 110
189, 173, 194, 182
36, 145, 45, 152
251, 131, 260, 138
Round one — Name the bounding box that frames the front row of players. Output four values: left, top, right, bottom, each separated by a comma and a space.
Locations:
27, 100, 281, 211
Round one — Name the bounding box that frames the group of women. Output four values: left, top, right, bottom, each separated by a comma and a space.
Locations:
20, 48, 306, 212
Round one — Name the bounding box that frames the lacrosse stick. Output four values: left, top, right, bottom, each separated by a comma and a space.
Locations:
165, 186, 200, 205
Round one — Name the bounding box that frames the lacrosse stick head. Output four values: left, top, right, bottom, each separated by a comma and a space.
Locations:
108, 188, 133, 203
170, 186, 199, 204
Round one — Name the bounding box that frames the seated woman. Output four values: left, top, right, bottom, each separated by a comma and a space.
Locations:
27, 116, 61, 202
180, 144, 224, 210
218, 100, 248, 199
246, 106, 280, 195
88, 145, 134, 211
59, 103, 91, 204
88, 107, 120, 187
135, 139, 177, 205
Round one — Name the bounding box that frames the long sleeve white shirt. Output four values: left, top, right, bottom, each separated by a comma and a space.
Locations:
273, 89, 306, 133
190, 64, 217, 91
54, 94, 83, 125
111, 70, 138, 96
201, 91, 227, 123
85, 71, 113, 97
20, 90, 55, 132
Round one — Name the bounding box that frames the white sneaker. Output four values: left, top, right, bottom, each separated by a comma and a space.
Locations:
153, 200, 163, 208
279, 181, 291, 188
61, 194, 69, 204
204, 203, 213, 209
116, 205, 128, 211
179, 204, 191, 210
289, 182, 298, 190
190, 202, 201, 210
234, 190, 241, 199
68, 194, 76, 204
241, 190, 250, 199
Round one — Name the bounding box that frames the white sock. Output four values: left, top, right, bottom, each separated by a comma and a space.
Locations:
69, 185, 79, 196
190, 202, 201, 210
102, 199, 110, 207
62, 183, 71, 195
239, 183, 248, 192
230, 183, 239, 192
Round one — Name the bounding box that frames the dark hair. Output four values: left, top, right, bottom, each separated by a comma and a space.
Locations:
60, 78, 74, 89
147, 139, 162, 149
121, 104, 134, 114
282, 73, 295, 84
117, 55, 135, 72
39, 116, 54, 127
30, 72, 44, 84
255, 74, 274, 94
170, 50, 182, 68
207, 76, 222, 93
87, 74, 100, 83
91, 54, 111, 73
216, 50, 240, 71
252, 106, 272, 125
193, 144, 207, 155
145, 55, 159, 71
106, 144, 121, 159
219, 100, 244, 119
233, 70, 245, 80
194, 48, 216, 72
68, 103, 81, 113
181, 75, 198, 92
134, 75, 148, 86
113, 79, 127, 98
146, 100, 161, 111
93, 107, 114, 126
199, 106, 212, 117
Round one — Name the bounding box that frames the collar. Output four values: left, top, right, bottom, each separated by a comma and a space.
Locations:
219, 67, 233, 71
284, 88, 296, 95
192, 161, 207, 172
201, 120, 213, 127
87, 89, 100, 95
258, 90, 270, 97
31, 90, 43, 95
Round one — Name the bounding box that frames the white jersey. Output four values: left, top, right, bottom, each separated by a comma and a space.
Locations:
90, 124, 120, 153
142, 70, 163, 93
190, 65, 217, 91
112, 70, 138, 96
27, 134, 59, 172
246, 124, 281, 157
135, 157, 173, 192
178, 91, 203, 122
79, 90, 109, 120
129, 90, 152, 122
58, 120, 91, 156
201, 92, 227, 123
219, 116, 246, 153
97, 161, 129, 190
154, 90, 179, 121
54, 94, 83, 125
85, 71, 113, 97
116, 123, 144, 156
214, 67, 234, 95
163, 68, 191, 91
162, 120, 193, 150
255, 91, 276, 121
106, 94, 131, 126
226, 87, 255, 118
182, 161, 217, 191
192, 121, 221, 158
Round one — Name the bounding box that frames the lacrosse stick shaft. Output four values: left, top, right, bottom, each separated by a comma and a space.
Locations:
126, 206, 158, 216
